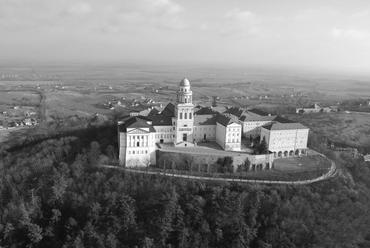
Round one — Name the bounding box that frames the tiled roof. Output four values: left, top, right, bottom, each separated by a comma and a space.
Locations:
118, 116, 155, 132
273, 116, 295, 123
148, 108, 160, 116
239, 113, 276, 122
248, 108, 270, 116
224, 107, 244, 118
216, 114, 239, 127
195, 107, 217, 115
149, 115, 173, 126
161, 103, 175, 117
262, 122, 308, 131
194, 114, 217, 125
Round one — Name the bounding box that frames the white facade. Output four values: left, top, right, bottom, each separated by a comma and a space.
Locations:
260, 124, 309, 157
242, 120, 272, 137
119, 127, 156, 167
118, 78, 309, 167
154, 125, 174, 143
216, 122, 241, 151
193, 125, 216, 142
225, 123, 242, 151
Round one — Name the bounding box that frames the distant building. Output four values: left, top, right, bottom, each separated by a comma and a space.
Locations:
364, 154, 370, 162
296, 103, 337, 114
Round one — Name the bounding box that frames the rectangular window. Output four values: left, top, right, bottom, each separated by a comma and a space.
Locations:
137, 141, 140, 147
180, 112, 183, 119
184, 113, 187, 119
133, 151, 135, 154
189, 113, 192, 119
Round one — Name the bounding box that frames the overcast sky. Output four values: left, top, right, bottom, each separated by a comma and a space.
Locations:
1, 0, 370, 73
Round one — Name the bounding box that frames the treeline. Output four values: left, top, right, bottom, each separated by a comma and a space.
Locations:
1, 130, 370, 247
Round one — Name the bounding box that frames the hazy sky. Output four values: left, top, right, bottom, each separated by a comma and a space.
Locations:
1, 0, 370, 73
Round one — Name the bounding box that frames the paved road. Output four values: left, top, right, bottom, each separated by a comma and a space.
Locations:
101, 156, 337, 185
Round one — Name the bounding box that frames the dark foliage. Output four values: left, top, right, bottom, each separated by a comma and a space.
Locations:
1, 128, 370, 247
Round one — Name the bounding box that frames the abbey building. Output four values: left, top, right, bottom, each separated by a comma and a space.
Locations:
118, 78, 309, 167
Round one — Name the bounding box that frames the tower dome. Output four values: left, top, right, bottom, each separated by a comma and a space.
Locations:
180, 78, 190, 87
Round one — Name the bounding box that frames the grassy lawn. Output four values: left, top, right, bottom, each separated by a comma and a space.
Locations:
273, 155, 331, 172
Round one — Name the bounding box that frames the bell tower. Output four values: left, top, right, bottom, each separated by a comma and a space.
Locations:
174, 78, 194, 146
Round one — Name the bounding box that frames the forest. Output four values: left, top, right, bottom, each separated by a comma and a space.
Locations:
0, 125, 370, 247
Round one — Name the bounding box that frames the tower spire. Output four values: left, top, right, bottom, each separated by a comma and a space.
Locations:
177, 78, 192, 104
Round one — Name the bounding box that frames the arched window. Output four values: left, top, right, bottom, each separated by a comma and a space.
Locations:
184, 98, 187, 103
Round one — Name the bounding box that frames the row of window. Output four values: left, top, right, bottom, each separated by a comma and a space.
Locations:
179, 112, 192, 119
129, 135, 146, 140
228, 128, 240, 132
194, 126, 214, 131
128, 141, 148, 147
227, 132, 240, 137
155, 128, 172, 133
155, 134, 174, 139
227, 138, 240, 143
128, 150, 148, 155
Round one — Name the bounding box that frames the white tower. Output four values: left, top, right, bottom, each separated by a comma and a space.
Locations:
174, 78, 194, 146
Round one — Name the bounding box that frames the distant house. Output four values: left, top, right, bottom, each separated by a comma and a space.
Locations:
24, 118, 38, 126
296, 103, 322, 114
364, 154, 370, 162
296, 103, 337, 114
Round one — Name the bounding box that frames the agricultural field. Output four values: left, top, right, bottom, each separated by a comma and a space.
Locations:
287, 112, 370, 149
0, 90, 40, 106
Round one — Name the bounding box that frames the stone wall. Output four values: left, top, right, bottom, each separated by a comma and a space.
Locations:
156, 150, 275, 172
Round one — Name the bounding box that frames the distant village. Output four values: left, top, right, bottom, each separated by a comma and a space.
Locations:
0, 105, 38, 130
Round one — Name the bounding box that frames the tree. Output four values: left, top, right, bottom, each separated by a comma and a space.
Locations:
256, 137, 268, 154
88, 141, 101, 166
238, 158, 251, 173
217, 157, 234, 173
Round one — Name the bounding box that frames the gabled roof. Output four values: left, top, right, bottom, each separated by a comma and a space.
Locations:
248, 108, 270, 116
239, 112, 276, 122
149, 115, 173, 126
194, 114, 217, 125
148, 108, 160, 116
224, 107, 245, 118
161, 103, 175, 117
216, 114, 239, 127
195, 107, 217, 115
118, 116, 155, 132
273, 116, 295, 123
262, 122, 308, 131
